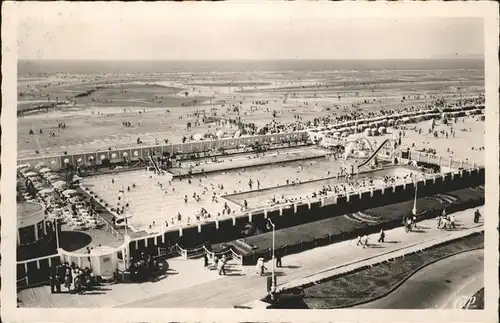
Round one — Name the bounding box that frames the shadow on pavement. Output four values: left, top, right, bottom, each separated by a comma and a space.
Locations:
369, 245, 385, 249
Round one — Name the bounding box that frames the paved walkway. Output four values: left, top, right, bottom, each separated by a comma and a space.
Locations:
18, 206, 483, 308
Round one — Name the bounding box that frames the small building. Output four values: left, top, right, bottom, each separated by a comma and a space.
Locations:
17, 202, 56, 261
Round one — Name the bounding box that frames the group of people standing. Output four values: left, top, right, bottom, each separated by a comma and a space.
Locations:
203, 253, 229, 276
49, 262, 99, 295
436, 208, 457, 230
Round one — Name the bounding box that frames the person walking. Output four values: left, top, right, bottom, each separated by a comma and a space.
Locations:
86, 247, 92, 265
217, 257, 226, 276
256, 258, 266, 276
436, 215, 442, 229
255, 258, 262, 274
49, 271, 56, 294
378, 229, 385, 243
275, 252, 282, 268
473, 209, 481, 223
214, 256, 219, 271
441, 217, 449, 230
412, 215, 418, 229
203, 253, 209, 269
362, 235, 369, 248
406, 217, 412, 232
55, 273, 61, 293
74, 272, 82, 295
64, 270, 72, 293
450, 214, 456, 229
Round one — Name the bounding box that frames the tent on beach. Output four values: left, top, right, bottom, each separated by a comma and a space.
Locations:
216, 130, 225, 139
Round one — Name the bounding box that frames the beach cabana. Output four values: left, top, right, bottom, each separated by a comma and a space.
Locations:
39, 168, 51, 174
378, 127, 386, 134
193, 133, 203, 141
233, 130, 241, 138
216, 130, 225, 139
334, 132, 341, 138
24, 171, 38, 177
364, 128, 371, 136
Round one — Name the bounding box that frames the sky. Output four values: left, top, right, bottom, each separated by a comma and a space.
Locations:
15, 3, 485, 61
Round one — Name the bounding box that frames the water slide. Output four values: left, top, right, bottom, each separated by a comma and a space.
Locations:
344, 137, 375, 159
357, 139, 390, 168
359, 137, 374, 151
148, 153, 162, 173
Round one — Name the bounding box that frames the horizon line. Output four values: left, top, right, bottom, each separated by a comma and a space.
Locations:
18, 57, 484, 62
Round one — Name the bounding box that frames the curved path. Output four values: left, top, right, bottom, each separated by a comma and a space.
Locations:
354, 249, 484, 309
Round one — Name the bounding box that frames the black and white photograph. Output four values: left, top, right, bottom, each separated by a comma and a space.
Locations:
1, 2, 498, 322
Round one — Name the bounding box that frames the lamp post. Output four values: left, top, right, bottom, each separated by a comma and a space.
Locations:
267, 219, 276, 292
54, 219, 60, 249
124, 215, 128, 237
412, 181, 418, 217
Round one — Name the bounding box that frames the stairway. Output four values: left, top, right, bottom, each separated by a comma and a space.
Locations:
351, 211, 380, 224
343, 214, 362, 223
436, 194, 458, 204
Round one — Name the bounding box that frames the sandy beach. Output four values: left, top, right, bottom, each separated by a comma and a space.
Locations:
17, 66, 484, 159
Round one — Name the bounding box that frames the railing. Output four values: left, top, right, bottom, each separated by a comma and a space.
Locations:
79, 184, 124, 239
165, 243, 243, 265
17, 253, 61, 266
175, 244, 187, 259
202, 246, 243, 265
17, 253, 62, 287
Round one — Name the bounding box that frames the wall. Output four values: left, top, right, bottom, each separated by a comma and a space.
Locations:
128, 166, 484, 254
17, 132, 309, 171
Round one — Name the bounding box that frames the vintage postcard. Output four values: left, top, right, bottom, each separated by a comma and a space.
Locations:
1, 1, 498, 322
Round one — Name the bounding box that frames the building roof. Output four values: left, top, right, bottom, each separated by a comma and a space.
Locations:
17, 202, 43, 219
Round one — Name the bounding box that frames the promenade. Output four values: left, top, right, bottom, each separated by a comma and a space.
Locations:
18, 206, 483, 308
